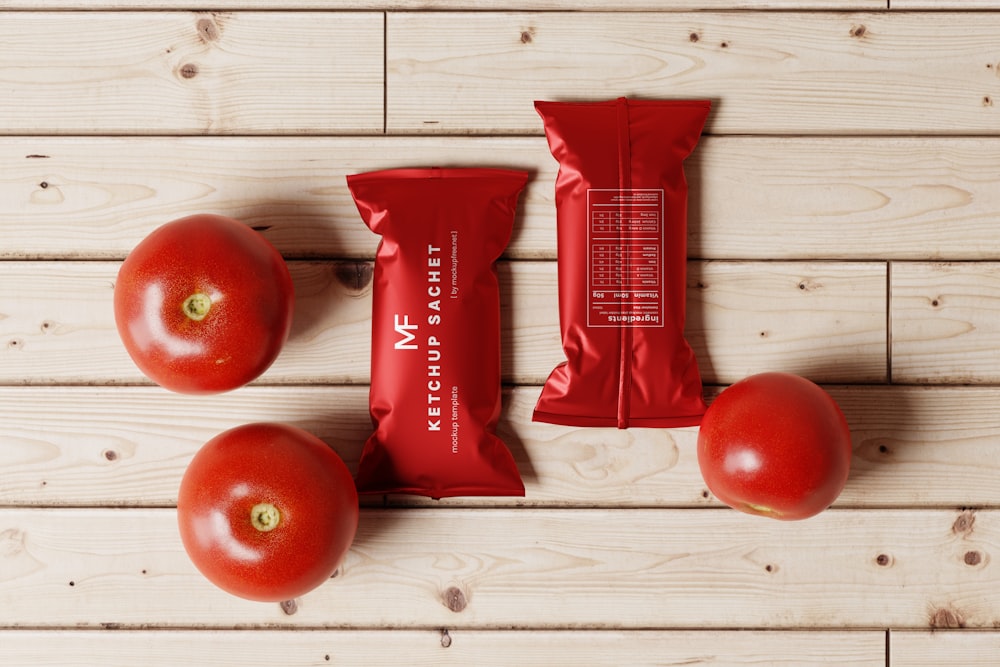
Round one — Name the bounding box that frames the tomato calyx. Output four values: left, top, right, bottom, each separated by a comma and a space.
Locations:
250, 502, 281, 532
182, 292, 213, 322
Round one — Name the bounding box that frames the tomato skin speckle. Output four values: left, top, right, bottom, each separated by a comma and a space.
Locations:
114, 214, 293, 394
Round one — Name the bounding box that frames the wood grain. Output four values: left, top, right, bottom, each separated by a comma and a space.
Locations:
6, 137, 1000, 261
690, 261, 888, 383
891, 631, 1000, 666
835, 385, 1000, 508
387, 12, 1000, 134
0, 12, 383, 134
0, 629, 886, 666
893, 1, 1000, 7
0, 137, 550, 261
891, 262, 1000, 384
691, 137, 1000, 261
0, 260, 887, 386
0, 386, 373, 507
0, 0, 886, 8
4, 384, 1000, 509
0, 507, 995, 629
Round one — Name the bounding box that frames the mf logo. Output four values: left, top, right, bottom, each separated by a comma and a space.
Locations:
393, 314, 418, 350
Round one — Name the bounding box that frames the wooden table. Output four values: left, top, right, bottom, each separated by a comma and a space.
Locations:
2, 2, 999, 665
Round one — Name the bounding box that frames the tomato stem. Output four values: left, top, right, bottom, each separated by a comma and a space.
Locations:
250, 503, 281, 532
182, 293, 212, 321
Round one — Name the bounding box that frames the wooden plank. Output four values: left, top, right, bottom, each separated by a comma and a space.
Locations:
387, 12, 1000, 135
691, 137, 1000, 262
891, 630, 1000, 666
891, 262, 1000, 384
0, 137, 550, 261
4, 384, 1000, 509
0, 260, 887, 386
5, 136, 1000, 262
0, 1, 886, 8
0, 629, 887, 667
837, 386, 1000, 508
689, 261, 887, 383
0, 507, 995, 629
0, 12, 383, 135
893, 1, 1000, 7
0, 386, 371, 507
0, 261, 374, 385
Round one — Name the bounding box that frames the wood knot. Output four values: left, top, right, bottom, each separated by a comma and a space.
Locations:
930, 606, 965, 629
179, 63, 199, 79
440, 629, 452, 648
964, 550, 983, 566
689, 32, 700, 42
0, 528, 27, 557
519, 28, 535, 44
797, 278, 821, 292
102, 449, 119, 462
279, 598, 298, 615
443, 586, 467, 613
875, 553, 892, 567
952, 510, 976, 537
197, 18, 221, 42
334, 261, 374, 293
850, 24, 867, 39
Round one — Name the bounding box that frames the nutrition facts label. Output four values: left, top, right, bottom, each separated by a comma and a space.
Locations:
587, 189, 664, 328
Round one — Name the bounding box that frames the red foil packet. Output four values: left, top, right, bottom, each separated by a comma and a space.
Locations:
347, 168, 527, 498
533, 98, 710, 429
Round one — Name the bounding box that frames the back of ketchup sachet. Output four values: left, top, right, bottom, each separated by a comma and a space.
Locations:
533, 98, 711, 429
347, 168, 527, 498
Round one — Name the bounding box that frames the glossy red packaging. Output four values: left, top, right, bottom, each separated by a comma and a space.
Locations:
533, 98, 710, 429
347, 168, 527, 498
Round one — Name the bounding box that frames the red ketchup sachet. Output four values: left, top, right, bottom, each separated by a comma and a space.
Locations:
532, 98, 711, 429
347, 168, 528, 498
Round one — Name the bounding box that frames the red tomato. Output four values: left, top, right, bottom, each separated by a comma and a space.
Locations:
177, 423, 359, 602
114, 214, 294, 394
696, 372, 852, 520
